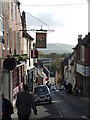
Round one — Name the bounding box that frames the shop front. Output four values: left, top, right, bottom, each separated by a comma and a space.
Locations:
27, 66, 35, 91
2, 62, 25, 106
12, 63, 24, 106
76, 63, 90, 96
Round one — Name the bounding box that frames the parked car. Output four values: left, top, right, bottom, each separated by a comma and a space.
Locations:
33, 85, 52, 104
50, 84, 56, 91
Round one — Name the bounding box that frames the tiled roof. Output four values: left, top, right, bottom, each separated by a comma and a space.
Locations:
81, 33, 90, 45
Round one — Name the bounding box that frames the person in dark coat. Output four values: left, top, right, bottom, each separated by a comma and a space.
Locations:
16, 84, 37, 120
67, 83, 72, 94
2, 94, 14, 120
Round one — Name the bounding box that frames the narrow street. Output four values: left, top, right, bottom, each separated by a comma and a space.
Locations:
12, 90, 89, 120
0, 0, 90, 120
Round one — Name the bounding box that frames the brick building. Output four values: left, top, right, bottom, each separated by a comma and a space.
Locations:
74, 34, 90, 96
2, 0, 25, 106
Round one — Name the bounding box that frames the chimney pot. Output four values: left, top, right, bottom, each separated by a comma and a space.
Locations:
78, 34, 82, 43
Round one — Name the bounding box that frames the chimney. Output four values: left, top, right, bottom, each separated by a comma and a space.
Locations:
78, 34, 82, 44
17, 1, 20, 11
22, 11, 26, 30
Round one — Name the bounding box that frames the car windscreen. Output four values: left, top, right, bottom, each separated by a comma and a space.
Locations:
35, 86, 48, 94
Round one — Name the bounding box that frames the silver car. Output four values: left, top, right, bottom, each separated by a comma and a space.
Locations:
33, 85, 52, 104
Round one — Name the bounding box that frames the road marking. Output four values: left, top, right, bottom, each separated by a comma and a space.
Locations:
52, 100, 63, 103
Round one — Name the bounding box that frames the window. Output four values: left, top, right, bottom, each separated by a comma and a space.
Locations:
15, 2, 17, 22
12, 29, 14, 54
16, 31, 18, 54
19, 32, 21, 55
80, 46, 84, 61
2, 16, 5, 49
7, 20, 9, 49
11, 0, 13, 19
0, 1, 2, 15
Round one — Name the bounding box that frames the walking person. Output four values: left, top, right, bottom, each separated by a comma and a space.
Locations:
75, 86, 79, 98
16, 84, 37, 120
2, 94, 14, 120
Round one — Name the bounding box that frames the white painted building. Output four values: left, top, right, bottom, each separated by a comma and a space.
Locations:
68, 52, 76, 89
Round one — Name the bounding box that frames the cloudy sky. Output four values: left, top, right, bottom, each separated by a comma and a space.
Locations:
19, 0, 88, 46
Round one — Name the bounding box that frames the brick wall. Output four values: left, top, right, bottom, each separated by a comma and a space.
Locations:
2, 0, 23, 58
85, 45, 90, 64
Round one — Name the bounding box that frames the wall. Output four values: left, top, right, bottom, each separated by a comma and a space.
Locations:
2, 72, 9, 99
3, 0, 23, 56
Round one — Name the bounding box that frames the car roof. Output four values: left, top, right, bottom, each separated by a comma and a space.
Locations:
34, 85, 47, 88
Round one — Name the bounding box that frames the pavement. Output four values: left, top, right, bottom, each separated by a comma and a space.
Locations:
11, 105, 52, 119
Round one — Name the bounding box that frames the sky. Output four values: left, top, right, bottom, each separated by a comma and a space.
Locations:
19, 0, 88, 46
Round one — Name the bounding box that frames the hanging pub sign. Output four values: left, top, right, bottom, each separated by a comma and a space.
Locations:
31, 49, 38, 58
36, 32, 47, 48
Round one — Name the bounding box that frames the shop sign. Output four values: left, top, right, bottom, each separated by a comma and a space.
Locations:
13, 86, 19, 97
76, 64, 85, 76
77, 64, 90, 76
12, 68, 19, 97
31, 49, 38, 58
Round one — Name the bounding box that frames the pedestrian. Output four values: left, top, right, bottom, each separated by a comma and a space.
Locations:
75, 86, 79, 98
16, 84, 37, 120
64, 84, 68, 92
67, 83, 72, 94
2, 94, 14, 120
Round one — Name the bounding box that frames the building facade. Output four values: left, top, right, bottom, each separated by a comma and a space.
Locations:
0, 0, 3, 118
74, 34, 90, 96
2, 0, 25, 106
68, 52, 76, 89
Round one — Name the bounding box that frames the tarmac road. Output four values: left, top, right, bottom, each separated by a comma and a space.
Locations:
52, 90, 89, 119
12, 90, 90, 120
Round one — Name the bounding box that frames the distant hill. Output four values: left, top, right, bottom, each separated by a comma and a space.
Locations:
38, 43, 74, 54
